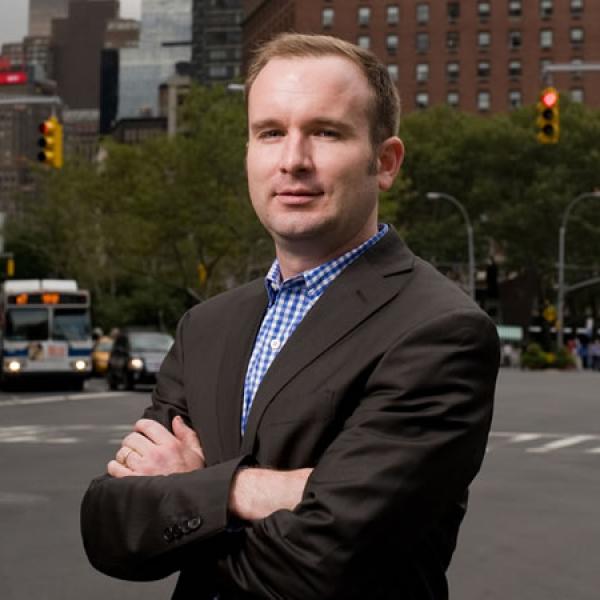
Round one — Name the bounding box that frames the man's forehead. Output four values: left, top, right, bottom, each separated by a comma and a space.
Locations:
248, 55, 372, 110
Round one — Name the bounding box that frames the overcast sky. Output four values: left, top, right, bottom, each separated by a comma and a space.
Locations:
0, 0, 142, 48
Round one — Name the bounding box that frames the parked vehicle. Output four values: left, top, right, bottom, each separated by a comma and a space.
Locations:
91, 336, 114, 375
107, 329, 173, 390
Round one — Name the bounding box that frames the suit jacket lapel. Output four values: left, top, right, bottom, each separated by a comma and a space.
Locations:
215, 281, 267, 460
240, 230, 415, 454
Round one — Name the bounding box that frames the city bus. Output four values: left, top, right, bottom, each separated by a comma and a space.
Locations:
0, 279, 93, 389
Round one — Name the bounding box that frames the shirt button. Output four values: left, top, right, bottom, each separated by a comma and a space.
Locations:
307, 289, 315, 296
270, 339, 281, 351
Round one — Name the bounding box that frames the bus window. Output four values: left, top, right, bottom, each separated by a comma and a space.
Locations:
5, 308, 49, 341
52, 308, 91, 342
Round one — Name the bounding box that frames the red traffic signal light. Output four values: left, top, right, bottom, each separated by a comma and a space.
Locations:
37, 116, 63, 168
541, 89, 558, 109
536, 87, 560, 144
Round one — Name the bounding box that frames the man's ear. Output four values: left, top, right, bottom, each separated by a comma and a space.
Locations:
376, 137, 404, 192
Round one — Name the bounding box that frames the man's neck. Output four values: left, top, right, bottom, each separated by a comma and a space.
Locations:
275, 223, 379, 281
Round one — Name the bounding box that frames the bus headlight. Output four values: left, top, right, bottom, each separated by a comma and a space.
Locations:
6, 360, 22, 373
128, 357, 144, 370
72, 359, 88, 371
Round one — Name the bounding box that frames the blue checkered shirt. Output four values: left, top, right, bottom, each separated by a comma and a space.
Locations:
241, 224, 388, 434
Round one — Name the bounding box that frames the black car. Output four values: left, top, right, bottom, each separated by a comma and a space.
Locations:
107, 329, 174, 390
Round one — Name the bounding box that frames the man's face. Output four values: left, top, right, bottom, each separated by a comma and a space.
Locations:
246, 56, 398, 259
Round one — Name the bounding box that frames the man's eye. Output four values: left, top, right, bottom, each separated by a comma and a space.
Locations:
316, 130, 339, 138
259, 130, 283, 139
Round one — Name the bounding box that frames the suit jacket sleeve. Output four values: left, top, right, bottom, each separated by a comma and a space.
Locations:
80, 311, 252, 583
215, 308, 499, 599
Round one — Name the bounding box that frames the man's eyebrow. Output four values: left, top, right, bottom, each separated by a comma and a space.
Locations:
309, 118, 354, 133
250, 118, 282, 133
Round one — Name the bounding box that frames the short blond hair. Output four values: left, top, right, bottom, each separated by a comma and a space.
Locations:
245, 33, 401, 147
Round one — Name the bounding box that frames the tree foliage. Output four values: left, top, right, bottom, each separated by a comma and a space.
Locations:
7, 84, 270, 332
388, 100, 600, 310
6, 89, 600, 331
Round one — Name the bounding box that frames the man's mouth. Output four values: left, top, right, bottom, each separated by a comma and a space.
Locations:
274, 189, 324, 204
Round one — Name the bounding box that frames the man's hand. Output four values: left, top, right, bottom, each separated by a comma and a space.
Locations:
108, 416, 205, 478
229, 467, 313, 521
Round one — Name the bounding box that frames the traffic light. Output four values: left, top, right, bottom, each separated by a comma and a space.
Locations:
536, 87, 559, 144
6, 257, 15, 277
37, 115, 64, 168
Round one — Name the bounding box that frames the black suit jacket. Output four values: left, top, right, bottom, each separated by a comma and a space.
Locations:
81, 229, 499, 599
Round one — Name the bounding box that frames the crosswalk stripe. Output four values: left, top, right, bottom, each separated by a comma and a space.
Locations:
527, 435, 597, 453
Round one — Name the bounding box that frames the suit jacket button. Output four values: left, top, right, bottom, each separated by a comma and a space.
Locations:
172, 524, 183, 539
179, 521, 190, 534
163, 527, 174, 543
187, 516, 203, 530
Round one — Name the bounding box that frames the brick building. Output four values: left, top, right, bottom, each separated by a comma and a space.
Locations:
241, 0, 600, 114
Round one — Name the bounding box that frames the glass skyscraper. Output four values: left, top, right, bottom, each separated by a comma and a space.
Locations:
118, 0, 192, 119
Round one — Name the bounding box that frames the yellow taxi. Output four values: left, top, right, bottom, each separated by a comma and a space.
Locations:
91, 336, 114, 375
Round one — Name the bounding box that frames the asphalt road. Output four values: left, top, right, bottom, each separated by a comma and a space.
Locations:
0, 369, 598, 599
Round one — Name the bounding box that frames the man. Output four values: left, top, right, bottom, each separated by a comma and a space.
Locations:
81, 33, 499, 599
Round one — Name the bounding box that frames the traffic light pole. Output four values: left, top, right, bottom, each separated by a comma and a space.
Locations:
542, 62, 600, 85
557, 191, 600, 349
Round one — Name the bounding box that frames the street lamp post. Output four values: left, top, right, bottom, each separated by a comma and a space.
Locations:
426, 192, 475, 299
557, 191, 600, 348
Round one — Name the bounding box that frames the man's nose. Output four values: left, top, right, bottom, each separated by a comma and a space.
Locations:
279, 134, 313, 174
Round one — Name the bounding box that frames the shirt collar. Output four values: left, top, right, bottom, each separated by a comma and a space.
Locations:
264, 224, 388, 304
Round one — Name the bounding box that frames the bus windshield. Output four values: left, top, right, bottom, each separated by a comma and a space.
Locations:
5, 308, 49, 341
52, 308, 92, 342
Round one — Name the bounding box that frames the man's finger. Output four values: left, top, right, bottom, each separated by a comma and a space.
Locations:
172, 415, 201, 448
107, 459, 138, 478
122, 431, 154, 456
134, 418, 174, 445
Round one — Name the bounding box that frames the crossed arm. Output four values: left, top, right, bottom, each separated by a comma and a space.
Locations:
108, 415, 311, 521
82, 308, 499, 598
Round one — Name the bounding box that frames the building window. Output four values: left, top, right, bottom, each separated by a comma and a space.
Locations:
446, 61, 460, 81
478, 60, 491, 77
447, 2, 460, 20
416, 3, 429, 24
387, 34, 399, 53
570, 28, 584, 44
357, 35, 370, 49
387, 64, 399, 82
508, 90, 522, 108
570, 0, 584, 15
478, 31, 491, 48
209, 49, 227, 60
209, 65, 228, 79
416, 92, 429, 109
322, 8, 334, 27
447, 31, 459, 50
540, 0, 553, 17
477, 91, 491, 111
387, 5, 400, 25
508, 1, 522, 17
416, 32, 429, 52
358, 7, 371, 26
447, 91, 460, 107
540, 29, 553, 49
508, 60, 522, 77
416, 63, 429, 82
478, 2, 491, 18
509, 31, 522, 49
570, 88, 584, 103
